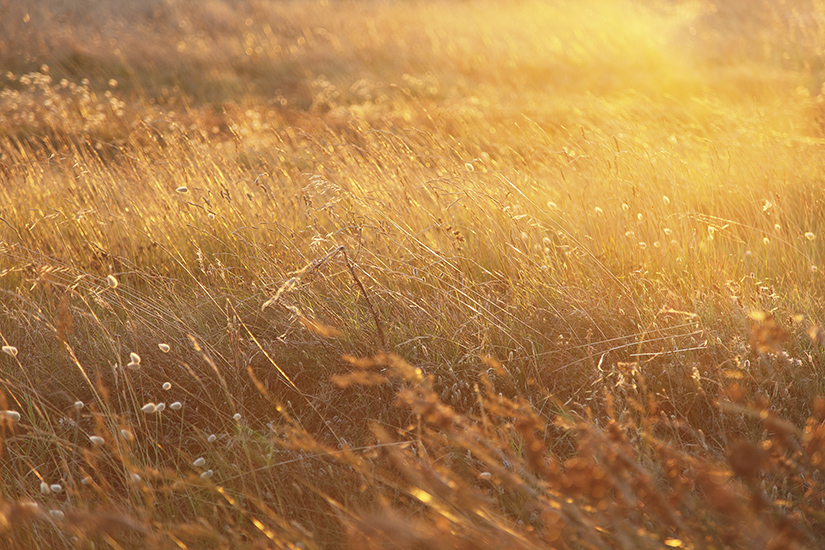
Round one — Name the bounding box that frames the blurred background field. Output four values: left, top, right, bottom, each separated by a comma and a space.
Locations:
2, 0, 825, 548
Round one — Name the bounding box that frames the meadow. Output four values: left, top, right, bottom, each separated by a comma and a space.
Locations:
2, 0, 825, 547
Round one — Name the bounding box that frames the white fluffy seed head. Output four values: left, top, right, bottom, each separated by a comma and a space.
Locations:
74, 401, 84, 410
158, 343, 170, 353
162, 382, 171, 390
207, 434, 217, 443
121, 429, 134, 441
2, 346, 18, 357
49, 484, 62, 494
130, 473, 141, 483
89, 436, 105, 445
106, 275, 118, 288
806, 232, 816, 241
479, 472, 492, 480
49, 509, 65, 521
155, 403, 166, 413
129, 352, 141, 365
193, 457, 206, 467
40, 482, 51, 495
233, 413, 242, 421
2, 410, 20, 421
141, 403, 157, 414
200, 469, 214, 479
170, 402, 182, 410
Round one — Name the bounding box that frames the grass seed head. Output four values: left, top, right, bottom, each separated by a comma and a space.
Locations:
74, 401, 84, 410
208, 434, 217, 443
158, 343, 171, 353
233, 413, 242, 421
121, 429, 134, 441
176, 186, 188, 193
806, 232, 816, 241
89, 435, 105, 445
129, 352, 141, 364
155, 402, 166, 412
106, 275, 118, 288
200, 469, 214, 479
2, 410, 20, 421
40, 482, 50, 495
49, 510, 65, 521
193, 457, 206, 467
2, 346, 18, 357
141, 403, 157, 414
170, 401, 182, 410
50, 484, 62, 494
162, 382, 171, 390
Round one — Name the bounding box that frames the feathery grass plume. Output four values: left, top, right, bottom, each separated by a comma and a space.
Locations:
89, 435, 105, 445
1, 346, 18, 357
193, 457, 206, 467
106, 274, 118, 288
169, 401, 182, 410
162, 382, 171, 390
140, 403, 157, 414
2, 410, 20, 421
158, 343, 170, 353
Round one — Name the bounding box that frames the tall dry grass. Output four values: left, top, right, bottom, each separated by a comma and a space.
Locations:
2, 0, 825, 547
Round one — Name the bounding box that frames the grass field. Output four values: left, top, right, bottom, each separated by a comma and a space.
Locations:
3, 0, 825, 547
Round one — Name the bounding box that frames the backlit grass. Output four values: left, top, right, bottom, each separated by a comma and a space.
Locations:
3, 0, 825, 548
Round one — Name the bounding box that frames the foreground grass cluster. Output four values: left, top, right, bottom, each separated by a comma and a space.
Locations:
2, 0, 825, 547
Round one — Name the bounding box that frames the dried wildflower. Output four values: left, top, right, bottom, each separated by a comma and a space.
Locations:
141, 403, 157, 414
162, 382, 171, 390
2, 346, 18, 357
207, 434, 217, 443
193, 457, 206, 467
806, 232, 816, 241
158, 343, 170, 353
89, 436, 105, 445
2, 410, 20, 421
106, 275, 118, 288
200, 469, 214, 479
170, 402, 182, 410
